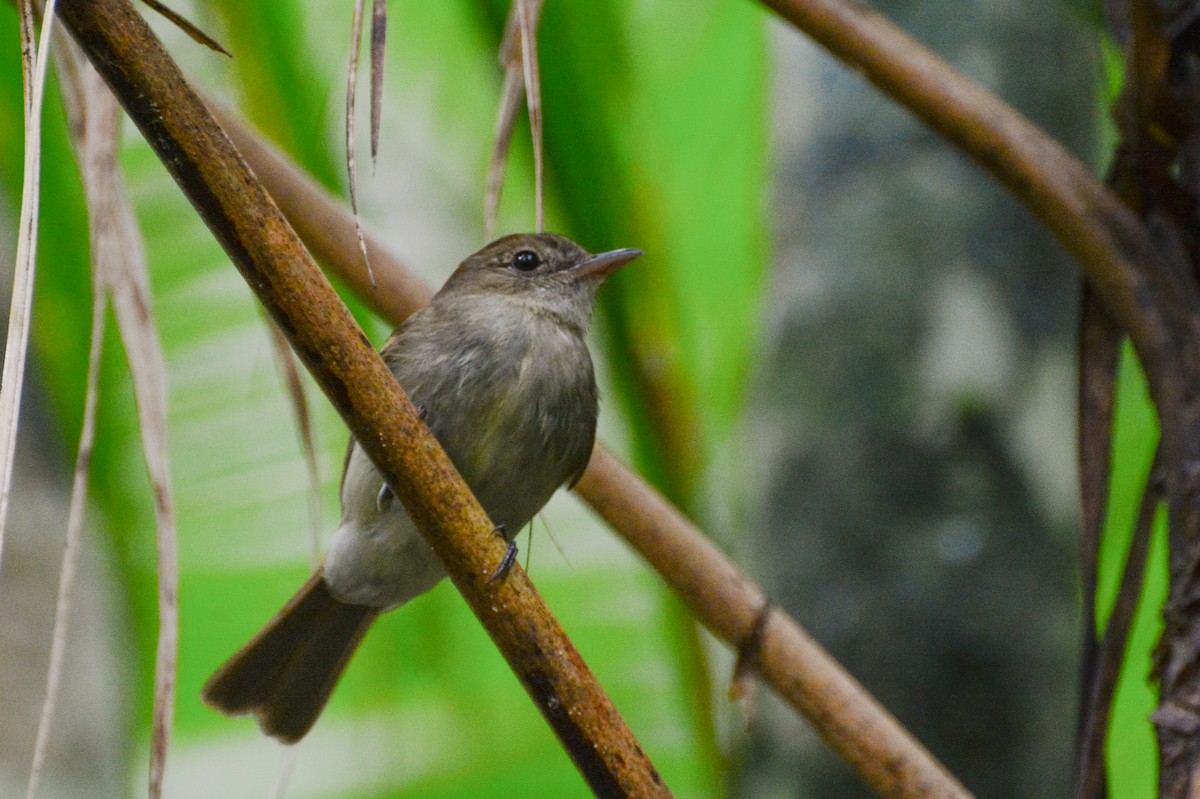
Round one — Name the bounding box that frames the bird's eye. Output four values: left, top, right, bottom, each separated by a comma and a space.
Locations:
512, 250, 541, 272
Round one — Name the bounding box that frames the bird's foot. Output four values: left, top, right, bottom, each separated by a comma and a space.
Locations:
376, 483, 394, 512
487, 525, 517, 584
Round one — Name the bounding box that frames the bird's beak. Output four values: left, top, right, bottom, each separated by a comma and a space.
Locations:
571, 248, 643, 282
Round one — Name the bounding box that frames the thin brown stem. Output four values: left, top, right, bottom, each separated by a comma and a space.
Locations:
1073, 281, 1122, 799
57, 2, 668, 795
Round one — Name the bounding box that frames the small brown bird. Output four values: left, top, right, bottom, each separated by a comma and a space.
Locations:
202, 233, 641, 743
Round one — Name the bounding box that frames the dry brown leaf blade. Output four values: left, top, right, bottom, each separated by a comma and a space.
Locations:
33, 28, 179, 799
84, 108, 179, 799
139, 0, 230, 56
369, 0, 386, 163
108, 200, 179, 799
76, 67, 179, 799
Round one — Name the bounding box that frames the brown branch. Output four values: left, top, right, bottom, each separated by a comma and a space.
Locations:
215, 106, 973, 799
1073, 281, 1122, 799
55, 1, 669, 796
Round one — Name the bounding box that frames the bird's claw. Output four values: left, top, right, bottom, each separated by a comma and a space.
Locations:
376, 483, 394, 512
487, 525, 517, 584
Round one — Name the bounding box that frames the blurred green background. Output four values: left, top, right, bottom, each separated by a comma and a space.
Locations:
0, 0, 1159, 797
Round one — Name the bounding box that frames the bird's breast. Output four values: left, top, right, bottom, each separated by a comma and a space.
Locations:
410, 313, 597, 532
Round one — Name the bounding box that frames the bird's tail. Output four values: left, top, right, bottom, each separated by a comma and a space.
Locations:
201, 571, 379, 743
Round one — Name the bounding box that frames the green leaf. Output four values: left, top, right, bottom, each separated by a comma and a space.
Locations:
1099, 344, 1164, 798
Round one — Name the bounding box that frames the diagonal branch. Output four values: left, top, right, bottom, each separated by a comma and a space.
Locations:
55, 1, 669, 796
1073, 281, 1122, 799
215, 104, 974, 799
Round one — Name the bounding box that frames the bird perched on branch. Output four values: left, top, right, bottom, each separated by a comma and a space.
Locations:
202, 233, 641, 743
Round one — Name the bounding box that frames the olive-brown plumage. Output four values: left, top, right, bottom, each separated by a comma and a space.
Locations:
202, 233, 640, 743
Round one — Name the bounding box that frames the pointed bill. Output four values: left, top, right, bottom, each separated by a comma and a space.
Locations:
570, 248, 643, 282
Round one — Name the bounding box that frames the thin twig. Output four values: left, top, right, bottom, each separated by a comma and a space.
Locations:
58, 2, 670, 794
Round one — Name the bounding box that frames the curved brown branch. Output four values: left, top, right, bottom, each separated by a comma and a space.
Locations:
215, 105, 973, 799
55, 2, 669, 796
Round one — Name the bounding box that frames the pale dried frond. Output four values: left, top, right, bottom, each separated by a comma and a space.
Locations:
0, 0, 59, 575
32, 27, 180, 799
23, 30, 103, 799
344, 0, 376, 288
106, 150, 179, 799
